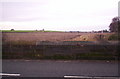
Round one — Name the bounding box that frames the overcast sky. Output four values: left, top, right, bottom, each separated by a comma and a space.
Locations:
0, 0, 119, 31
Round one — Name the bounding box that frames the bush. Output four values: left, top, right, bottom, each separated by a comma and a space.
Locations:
108, 34, 119, 40
11, 29, 14, 31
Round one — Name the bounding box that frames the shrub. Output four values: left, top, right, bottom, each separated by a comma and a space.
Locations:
108, 34, 119, 40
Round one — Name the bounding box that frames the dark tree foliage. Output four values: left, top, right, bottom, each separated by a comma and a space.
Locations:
109, 17, 120, 32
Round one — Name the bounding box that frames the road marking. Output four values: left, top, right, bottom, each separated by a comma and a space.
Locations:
64, 76, 92, 78
0, 73, 20, 76
64, 76, 120, 79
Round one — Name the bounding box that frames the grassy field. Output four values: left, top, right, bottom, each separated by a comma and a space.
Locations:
2, 30, 64, 32
2, 32, 118, 60
2, 32, 113, 45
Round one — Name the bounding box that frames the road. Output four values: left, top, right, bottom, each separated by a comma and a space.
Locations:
2, 60, 119, 77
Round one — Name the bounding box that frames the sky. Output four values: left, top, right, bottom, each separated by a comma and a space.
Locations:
0, 0, 119, 31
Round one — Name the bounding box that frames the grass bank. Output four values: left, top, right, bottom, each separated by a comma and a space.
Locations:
2, 44, 118, 60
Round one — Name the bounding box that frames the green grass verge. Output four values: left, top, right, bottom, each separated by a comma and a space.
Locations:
2, 52, 116, 60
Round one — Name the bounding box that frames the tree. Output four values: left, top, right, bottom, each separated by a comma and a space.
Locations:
11, 29, 14, 31
109, 17, 120, 32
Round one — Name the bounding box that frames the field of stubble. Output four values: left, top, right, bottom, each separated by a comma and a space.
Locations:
2, 32, 112, 43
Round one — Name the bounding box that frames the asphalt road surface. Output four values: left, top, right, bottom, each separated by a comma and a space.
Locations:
2, 60, 119, 77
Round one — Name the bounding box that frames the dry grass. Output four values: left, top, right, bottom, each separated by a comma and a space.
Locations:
3, 32, 112, 43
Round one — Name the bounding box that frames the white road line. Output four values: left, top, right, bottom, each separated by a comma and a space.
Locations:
0, 73, 20, 76
64, 76, 120, 79
64, 76, 92, 78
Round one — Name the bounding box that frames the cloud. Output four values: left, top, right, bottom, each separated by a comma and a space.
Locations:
0, 0, 119, 31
